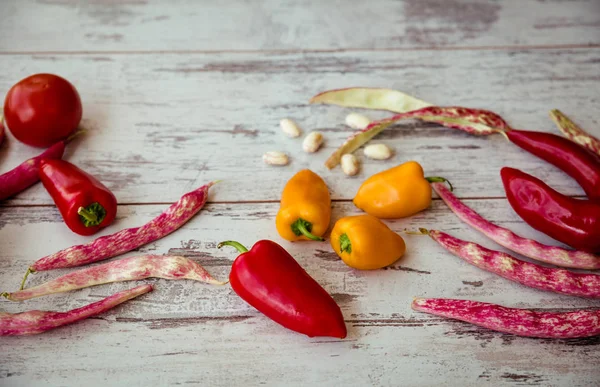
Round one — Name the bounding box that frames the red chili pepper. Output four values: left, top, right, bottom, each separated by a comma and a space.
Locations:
501, 167, 600, 253
506, 130, 600, 199
219, 240, 347, 338
39, 159, 117, 236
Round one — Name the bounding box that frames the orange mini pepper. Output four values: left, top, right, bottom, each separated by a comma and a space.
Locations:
330, 214, 406, 270
353, 161, 450, 219
276, 169, 331, 241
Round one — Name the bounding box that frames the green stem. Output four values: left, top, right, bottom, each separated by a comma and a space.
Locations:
339, 233, 352, 253
20, 268, 34, 290
218, 240, 249, 253
78, 202, 107, 227
78, 207, 97, 223
425, 176, 453, 192
291, 219, 324, 241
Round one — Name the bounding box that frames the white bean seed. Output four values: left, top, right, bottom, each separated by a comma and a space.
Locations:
345, 113, 371, 130
280, 118, 301, 138
303, 131, 324, 153
262, 151, 289, 166
341, 154, 359, 176
364, 144, 393, 160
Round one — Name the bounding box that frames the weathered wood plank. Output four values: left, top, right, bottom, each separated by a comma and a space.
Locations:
1, 0, 599, 52
0, 201, 598, 385
1, 48, 599, 204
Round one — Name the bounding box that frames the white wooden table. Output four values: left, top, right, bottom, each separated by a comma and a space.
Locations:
1, 1, 599, 385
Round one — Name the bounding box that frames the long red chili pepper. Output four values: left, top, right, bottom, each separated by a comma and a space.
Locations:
0, 284, 152, 336
0, 141, 65, 201
219, 240, 347, 338
412, 298, 600, 339
505, 129, 600, 199
22, 182, 215, 288
501, 167, 600, 253
39, 159, 118, 236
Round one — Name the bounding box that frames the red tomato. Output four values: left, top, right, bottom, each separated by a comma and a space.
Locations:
3, 74, 82, 148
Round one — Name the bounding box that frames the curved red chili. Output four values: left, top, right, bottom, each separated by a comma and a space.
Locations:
506, 129, 600, 199
501, 167, 600, 253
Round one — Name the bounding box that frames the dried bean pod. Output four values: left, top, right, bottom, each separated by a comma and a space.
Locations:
425, 229, 600, 299
323, 106, 507, 169
27, 182, 214, 275
5, 255, 224, 301
0, 284, 152, 336
412, 298, 600, 339
550, 109, 600, 157
431, 182, 600, 270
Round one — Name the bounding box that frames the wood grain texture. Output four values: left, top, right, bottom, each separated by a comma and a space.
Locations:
1, 48, 600, 205
1, 201, 599, 386
2, 1, 600, 385
0, 0, 599, 52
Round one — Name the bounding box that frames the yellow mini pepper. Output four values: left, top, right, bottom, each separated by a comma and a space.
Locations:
353, 160, 450, 219
330, 214, 406, 270
276, 169, 331, 241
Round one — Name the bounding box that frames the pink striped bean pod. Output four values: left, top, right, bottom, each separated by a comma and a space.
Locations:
5, 255, 224, 301
0, 284, 152, 336
426, 229, 600, 299
412, 298, 600, 339
431, 182, 600, 270
27, 182, 214, 278
322, 106, 507, 169
550, 109, 600, 157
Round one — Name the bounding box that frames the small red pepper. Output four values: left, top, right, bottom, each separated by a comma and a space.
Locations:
39, 159, 117, 236
501, 167, 600, 252
219, 240, 347, 338
506, 130, 600, 199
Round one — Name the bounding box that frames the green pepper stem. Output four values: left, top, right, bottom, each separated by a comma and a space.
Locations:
425, 176, 453, 192
218, 240, 249, 253
292, 219, 325, 241
339, 233, 352, 253
78, 202, 107, 227
78, 207, 98, 223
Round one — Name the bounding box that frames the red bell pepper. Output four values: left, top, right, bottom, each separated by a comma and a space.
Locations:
219, 240, 347, 338
39, 159, 117, 236
501, 167, 600, 252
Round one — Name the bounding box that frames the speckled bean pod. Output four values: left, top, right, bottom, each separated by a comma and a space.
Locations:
0, 141, 65, 201
323, 106, 508, 169
28, 182, 214, 274
426, 229, 600, 298
550, 109, 600, 157
412, 298, 600, 338
431, 182, 600, 270
6, 255, 224, 301
0, 284, 153, 336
